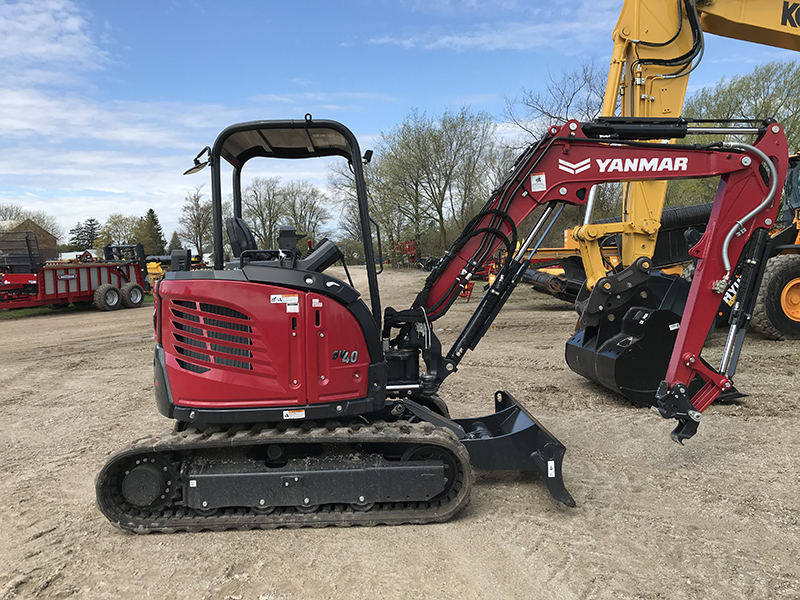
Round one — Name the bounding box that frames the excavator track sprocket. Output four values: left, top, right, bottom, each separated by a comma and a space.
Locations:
96, 420, 473, 533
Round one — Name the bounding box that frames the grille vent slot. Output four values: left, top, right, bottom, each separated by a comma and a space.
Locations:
207, 330, 252, 345
170, 298, 255, 373
174, 321, 203, 336
199, 302, 250, 320
210, 343, 252, 357
171, 308, 200, 323
204, 316, 251, 333
176, 346, 211, 362
176, 359, 210, 374
174, 334, 207, 349
214, 356, 253, 370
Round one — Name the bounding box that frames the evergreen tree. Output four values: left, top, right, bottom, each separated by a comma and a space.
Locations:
166, 231, 182, 253
67, 218, 103, 250
68, 222, 85, 250
132, 209, 167, 256
83, 218, 101, 249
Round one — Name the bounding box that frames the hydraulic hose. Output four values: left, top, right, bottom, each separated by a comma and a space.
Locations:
719, 142, 779, 278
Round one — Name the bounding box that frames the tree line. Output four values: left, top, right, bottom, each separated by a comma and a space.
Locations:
176, 179, 332, 262
65, 209, 175, 257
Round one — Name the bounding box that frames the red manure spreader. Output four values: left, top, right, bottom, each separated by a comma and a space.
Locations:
0, 232, 148, 311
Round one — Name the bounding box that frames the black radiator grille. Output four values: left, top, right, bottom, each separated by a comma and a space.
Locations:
176, 359, 209, 374
207, 329, 251, 345
169, 298, 256, 373
203, 316, 251, 332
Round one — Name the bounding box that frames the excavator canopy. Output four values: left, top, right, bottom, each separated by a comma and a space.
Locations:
217, 120, 356, 167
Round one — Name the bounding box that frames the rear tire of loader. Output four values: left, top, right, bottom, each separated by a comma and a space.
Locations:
751, 254, 800, 340
120, 282, 145, 308
94, 284, 121, 311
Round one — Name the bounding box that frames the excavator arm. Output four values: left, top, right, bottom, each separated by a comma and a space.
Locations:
385, 118, 788, 440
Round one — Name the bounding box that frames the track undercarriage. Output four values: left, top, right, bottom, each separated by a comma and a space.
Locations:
97, 419, 472, 533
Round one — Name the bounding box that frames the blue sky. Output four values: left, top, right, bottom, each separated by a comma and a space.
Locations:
0, 0, 792, 245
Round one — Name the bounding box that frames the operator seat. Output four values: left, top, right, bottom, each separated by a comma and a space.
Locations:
226, 217, 260, 258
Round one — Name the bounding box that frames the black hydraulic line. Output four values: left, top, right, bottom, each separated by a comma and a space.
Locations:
418, 224, 515, 318
636, 0, 702, 69
445, 204, 564, 368
634, 0, 684, 47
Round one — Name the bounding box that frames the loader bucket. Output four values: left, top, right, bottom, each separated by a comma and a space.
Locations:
453, 391, 575, 507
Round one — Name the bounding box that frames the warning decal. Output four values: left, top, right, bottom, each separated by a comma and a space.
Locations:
530, 173, 547, 192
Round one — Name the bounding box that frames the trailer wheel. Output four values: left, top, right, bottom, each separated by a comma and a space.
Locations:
94, 284, 121, 311
751, 254, 800, 340
120, 282, 145, 308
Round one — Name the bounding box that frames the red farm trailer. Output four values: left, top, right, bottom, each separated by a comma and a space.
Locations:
0, 231, 148, 311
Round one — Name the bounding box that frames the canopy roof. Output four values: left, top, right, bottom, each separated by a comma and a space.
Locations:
215, 120, 355, 168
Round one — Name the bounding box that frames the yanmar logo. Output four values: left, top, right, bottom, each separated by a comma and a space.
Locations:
558, 156, 689, 175
596, 156, 688, 173
783, 1, 800, 27
558, 158, 590, 174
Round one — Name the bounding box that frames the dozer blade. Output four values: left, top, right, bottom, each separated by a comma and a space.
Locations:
453, 391, 575, 507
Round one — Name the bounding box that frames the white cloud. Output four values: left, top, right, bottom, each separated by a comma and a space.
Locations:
0, 0, 107, 83
0, 86, 378, 240
370, 0, 619, 52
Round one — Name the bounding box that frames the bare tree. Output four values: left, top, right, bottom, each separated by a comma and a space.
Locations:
0, 203, 64, 241
242, 176, 284, 248
376, 130, 430, 252
0, 203, 25, 223
327, 160, 365, 242
505, 57, 607, 139
178, 186, 213, 260
378, 107, 500, 253
281, 180, 331, 243
506, 57, 621, 230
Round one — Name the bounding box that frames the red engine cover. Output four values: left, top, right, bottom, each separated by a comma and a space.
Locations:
158, 278, 370, 410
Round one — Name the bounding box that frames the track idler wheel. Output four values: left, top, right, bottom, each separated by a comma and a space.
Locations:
401, 444, 459, 500
120, 455, 177, 509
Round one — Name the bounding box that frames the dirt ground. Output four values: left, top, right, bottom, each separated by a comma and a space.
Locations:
1, 266, 799, 600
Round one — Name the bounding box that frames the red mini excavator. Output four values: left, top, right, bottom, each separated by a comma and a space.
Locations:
97, 115, 787, 532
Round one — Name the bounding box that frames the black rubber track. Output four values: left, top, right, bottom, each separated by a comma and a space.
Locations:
96, 420, 473, 533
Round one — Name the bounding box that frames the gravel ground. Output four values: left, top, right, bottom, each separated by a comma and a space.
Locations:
1, 266, 799, 600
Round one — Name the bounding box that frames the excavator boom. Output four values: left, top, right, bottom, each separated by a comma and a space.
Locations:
390, 120, 787, 445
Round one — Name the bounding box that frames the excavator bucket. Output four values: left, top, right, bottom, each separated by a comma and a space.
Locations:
452, 391, 575, 507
